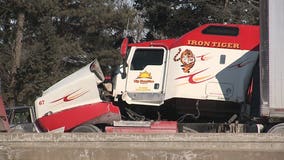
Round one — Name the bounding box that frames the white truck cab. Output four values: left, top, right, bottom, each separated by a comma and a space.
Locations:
113, 24, 259, 109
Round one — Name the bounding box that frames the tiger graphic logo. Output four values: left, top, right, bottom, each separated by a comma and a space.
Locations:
174, 48, 195, 73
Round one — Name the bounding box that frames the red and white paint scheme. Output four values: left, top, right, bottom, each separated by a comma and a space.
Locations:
34, 59, 120, 132
34, 24, 260, 132
113, 24, 259, 106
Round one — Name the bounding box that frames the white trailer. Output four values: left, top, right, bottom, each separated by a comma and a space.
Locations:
258, 0, 284, 132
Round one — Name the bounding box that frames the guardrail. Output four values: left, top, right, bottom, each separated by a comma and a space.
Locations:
0, 133, 283, 160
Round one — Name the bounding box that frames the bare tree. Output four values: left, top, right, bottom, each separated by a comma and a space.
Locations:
8, 12, 25, 108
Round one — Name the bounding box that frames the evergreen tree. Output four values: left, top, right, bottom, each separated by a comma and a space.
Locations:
0, 0, 136, 106
134, 0, 259, 40
0, 0, 259, 108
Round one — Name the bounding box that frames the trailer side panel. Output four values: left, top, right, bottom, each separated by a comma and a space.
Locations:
260, 0, 284, 118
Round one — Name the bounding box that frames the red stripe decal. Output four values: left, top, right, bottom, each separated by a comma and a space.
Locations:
175, 68, 214, 84
50, 89, 88, 103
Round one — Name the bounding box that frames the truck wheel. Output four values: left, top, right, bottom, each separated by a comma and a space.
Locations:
71, 124, 102, 133
267, 123, 284, 133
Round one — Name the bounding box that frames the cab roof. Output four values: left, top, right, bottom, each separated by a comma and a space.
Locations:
128, 23, 259, 51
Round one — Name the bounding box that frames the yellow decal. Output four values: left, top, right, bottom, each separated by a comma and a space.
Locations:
134, 71, 154, 84
137, 71, 152, 79
188, 40, 240, 49
136, 87, 151, 91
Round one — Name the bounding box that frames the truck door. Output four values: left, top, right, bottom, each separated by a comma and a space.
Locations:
124, 47, 167, 106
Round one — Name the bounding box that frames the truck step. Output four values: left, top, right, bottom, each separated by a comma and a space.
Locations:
106, 121, 177, 133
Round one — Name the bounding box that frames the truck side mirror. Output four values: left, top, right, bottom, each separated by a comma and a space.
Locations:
120, 38, 128, 79
120, 38, 128, 58
121, 59, 127, 79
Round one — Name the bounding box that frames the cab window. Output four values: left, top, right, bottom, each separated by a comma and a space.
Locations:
202, 26, 239, 36
130, 49, 164, 70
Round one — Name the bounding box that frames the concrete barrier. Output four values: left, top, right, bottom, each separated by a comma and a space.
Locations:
0, 133, 284, 160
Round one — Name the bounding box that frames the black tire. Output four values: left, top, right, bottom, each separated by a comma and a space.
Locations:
71, 124, 102, 133
267, 123, 284, 133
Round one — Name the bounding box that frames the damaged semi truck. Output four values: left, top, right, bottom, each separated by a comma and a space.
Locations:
34, 23, 260, 133
1, 0, 284, 133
